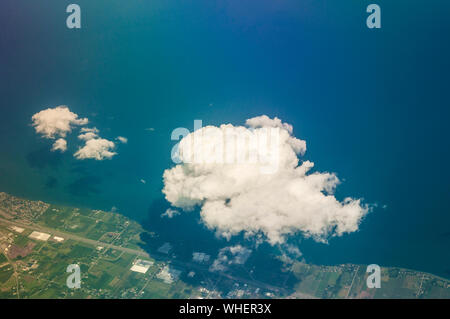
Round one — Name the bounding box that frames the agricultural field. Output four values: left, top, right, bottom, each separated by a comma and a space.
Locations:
0, 194, 196, 299
290, 262, 450, 299
1, 193, 449, 299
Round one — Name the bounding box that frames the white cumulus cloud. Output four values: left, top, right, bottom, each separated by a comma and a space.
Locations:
80, 127, 99, 134
161, 208, 180, 218
51, 138, 67, 152
246, 114, 294, 134
162, 115, 369, 245
31, 106, 124, 161
78, 131, 99, 141
32, 106, 88, 139
76, 127, 118, 160
74, 137, 117, 160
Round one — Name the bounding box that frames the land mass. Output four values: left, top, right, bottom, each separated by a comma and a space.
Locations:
0, 192, 448, 299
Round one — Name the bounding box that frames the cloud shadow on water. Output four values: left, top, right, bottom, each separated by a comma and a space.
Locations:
45, 176, 58, 189
26, 147, 63, 169
139, 197, 227, 261
67, 176, 102, 196
138, 197, 299, 292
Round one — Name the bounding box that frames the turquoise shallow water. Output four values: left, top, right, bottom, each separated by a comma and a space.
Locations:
0, 0, 449, 278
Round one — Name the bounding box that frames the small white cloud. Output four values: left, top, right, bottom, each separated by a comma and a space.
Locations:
161, 208, 180, 218
74, 137, 117, 160
140, 179, 146, 184
76, 128, 123, 160
78, 131, 99, 141
32, 106, 88, 139
80, 127, 99, 134
32, 107, 124, 161
51, 138, 67, 152
285, 244, 302, 258
210, 245, 252, 272
145, 128, 155, 132
278, 244, 303, 265
116, 136, 128, 144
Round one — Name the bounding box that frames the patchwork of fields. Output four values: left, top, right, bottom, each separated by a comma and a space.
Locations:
0, 192, 449, 299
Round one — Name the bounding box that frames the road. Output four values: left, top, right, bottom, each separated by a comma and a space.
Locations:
346, 265, 360, 298
0, 213, 292, 296
0, 214, 150, 258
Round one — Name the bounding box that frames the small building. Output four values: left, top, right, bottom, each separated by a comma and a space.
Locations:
29, 231, 51, 241
10, 226, 24, 233
130, 259, 154, 274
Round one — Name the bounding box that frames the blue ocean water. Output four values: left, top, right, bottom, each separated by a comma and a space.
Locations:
0, 0, 449, 278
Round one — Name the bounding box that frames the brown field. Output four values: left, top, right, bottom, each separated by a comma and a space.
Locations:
7, 242, 35, 259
